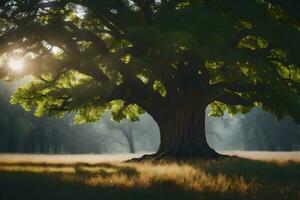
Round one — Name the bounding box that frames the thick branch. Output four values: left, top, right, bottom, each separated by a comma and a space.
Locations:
132, 0, 155, 25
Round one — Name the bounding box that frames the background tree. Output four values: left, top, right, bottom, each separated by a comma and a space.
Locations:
103, 115, 137, 153
0, 81, 160, 153
102, 113, 157, 153
206, 108, 300, 151
238, 109, 300, 151
0, 0, 299, 159
0, 82, 107, 153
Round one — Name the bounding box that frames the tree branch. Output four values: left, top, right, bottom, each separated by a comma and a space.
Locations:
132, 0, 155, 25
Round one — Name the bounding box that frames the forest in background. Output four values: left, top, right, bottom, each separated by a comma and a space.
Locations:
0, 80, 160, 153
0, 81, 299, 154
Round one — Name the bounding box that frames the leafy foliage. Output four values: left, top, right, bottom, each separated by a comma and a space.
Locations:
0, 0, 299, 125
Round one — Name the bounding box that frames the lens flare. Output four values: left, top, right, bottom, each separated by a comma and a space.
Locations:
8, 58, 24, 72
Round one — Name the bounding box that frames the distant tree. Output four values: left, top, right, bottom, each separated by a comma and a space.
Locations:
103, 116, 136, 153
0, 83, 110, 153
240, 109, 300, 151
101, 113, 154, 153
206, 108, 300, 151
0, 0, 299, 159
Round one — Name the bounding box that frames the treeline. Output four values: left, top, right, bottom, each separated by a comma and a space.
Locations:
0, 82, 159, 154
239, 109, 300, 151
207, 109, 300, 151
1, 82, 299, 153
0, 95, 105, 153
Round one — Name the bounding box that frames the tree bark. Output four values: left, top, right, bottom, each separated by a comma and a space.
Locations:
153, 100, 220, 159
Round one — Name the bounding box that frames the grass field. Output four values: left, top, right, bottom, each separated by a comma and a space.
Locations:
0, 153, 299, 200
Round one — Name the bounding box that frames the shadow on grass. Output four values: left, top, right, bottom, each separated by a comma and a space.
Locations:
0, 158, 300, 200
193, 157, 300, 184
0, 171, 234, 200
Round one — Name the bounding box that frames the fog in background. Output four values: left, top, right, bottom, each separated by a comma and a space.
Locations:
206, 109, 300, 151
0, 81, 300, 154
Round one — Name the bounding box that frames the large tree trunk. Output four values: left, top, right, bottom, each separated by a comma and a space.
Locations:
152, 100, 220, 160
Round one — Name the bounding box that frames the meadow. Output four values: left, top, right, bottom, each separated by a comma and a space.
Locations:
0, 152, 300, 200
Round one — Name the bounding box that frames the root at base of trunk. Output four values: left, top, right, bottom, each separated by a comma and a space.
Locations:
127, 150, 231, 163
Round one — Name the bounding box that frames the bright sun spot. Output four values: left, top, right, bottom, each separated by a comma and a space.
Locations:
51, 46, 63, 55
8, 58, 24, 72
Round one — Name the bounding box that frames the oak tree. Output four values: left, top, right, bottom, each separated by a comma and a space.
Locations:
0, 0, 299, 159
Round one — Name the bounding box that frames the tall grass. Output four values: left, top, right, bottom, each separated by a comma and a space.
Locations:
0, 158, 299, 200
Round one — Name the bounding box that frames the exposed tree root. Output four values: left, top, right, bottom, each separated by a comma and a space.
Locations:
126, 150, 233, 163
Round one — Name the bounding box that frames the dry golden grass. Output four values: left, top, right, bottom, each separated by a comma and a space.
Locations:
58, 162, 251, 194
0, 157, 299, 199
